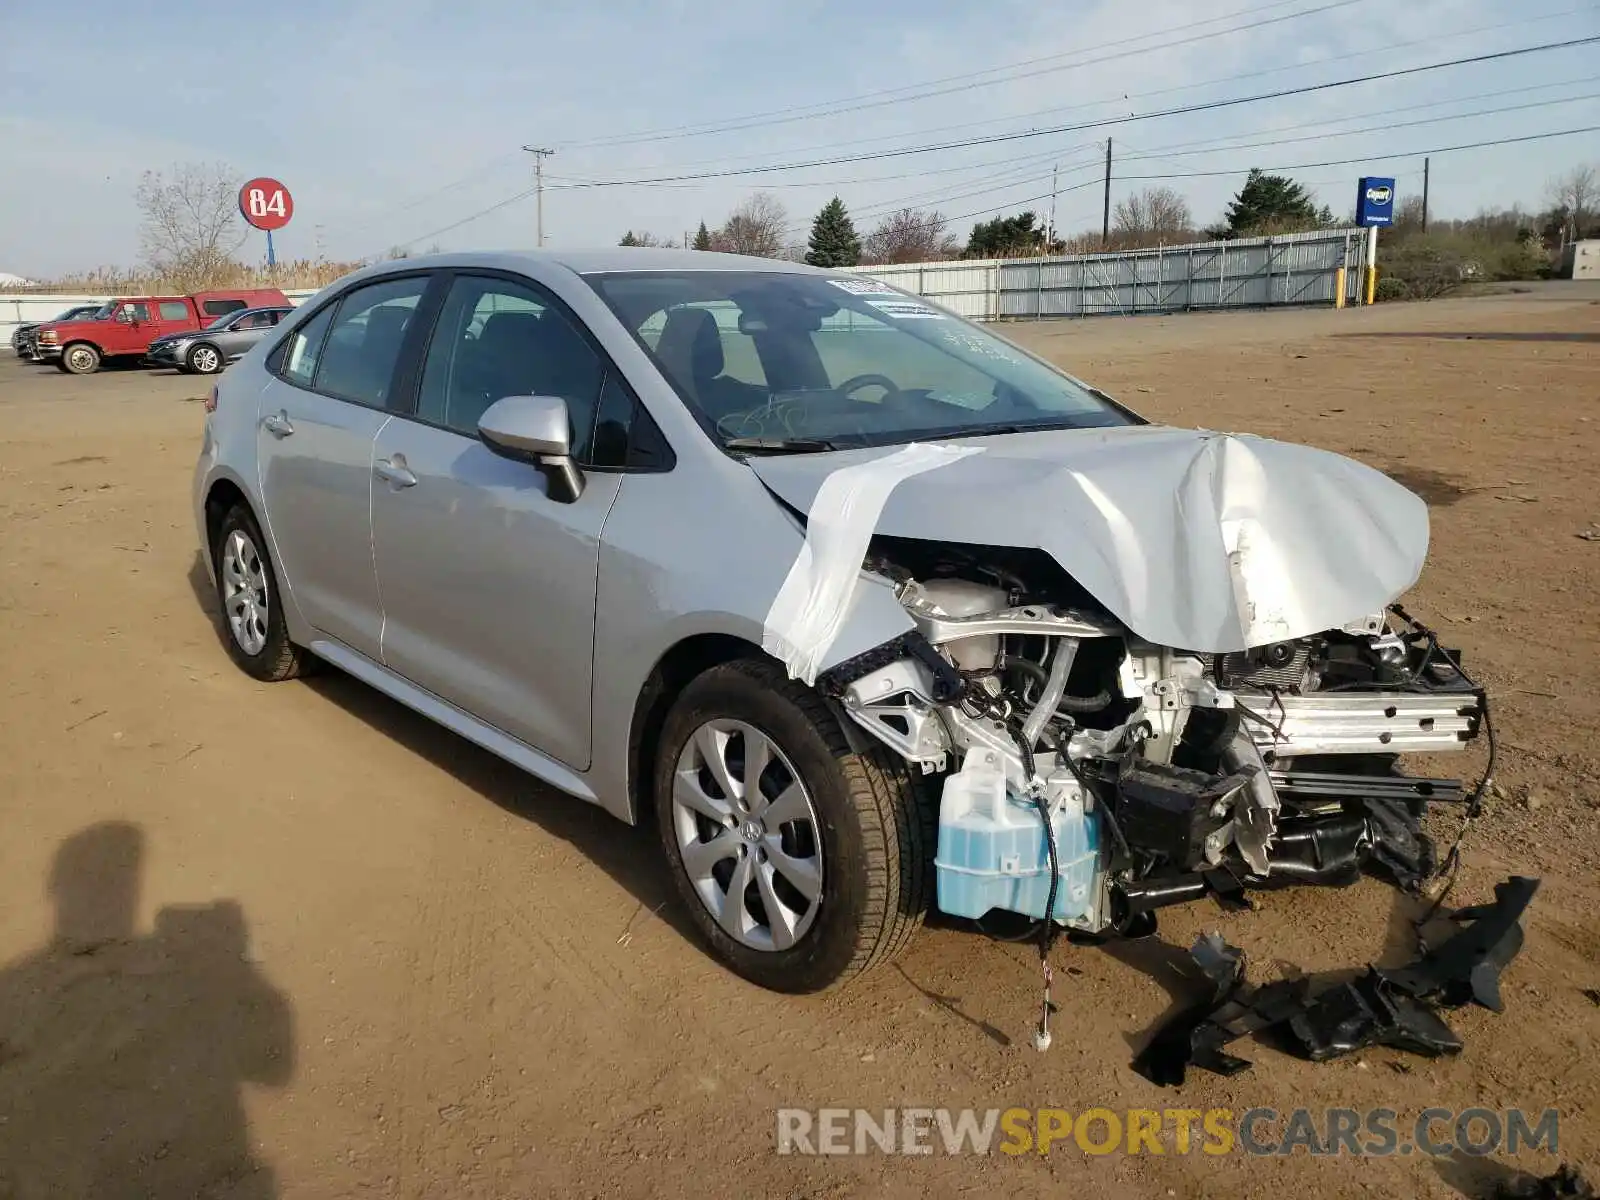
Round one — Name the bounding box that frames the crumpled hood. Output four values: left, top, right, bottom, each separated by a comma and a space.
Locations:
746, 425, 1430, 653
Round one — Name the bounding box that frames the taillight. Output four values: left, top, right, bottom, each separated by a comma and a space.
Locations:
204, 386, 218, 413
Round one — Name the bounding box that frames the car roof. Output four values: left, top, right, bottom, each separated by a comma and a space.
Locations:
363, 248, 833, 277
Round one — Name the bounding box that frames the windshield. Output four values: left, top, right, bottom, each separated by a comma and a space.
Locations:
90, 303, 117, 320
584, 271, 1135, 449
205, 312, 236, 330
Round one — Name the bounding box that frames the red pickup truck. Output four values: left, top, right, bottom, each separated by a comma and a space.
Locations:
34, 288, 291, 375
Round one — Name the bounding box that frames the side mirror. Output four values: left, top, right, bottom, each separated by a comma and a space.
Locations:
478, 394, 584, 502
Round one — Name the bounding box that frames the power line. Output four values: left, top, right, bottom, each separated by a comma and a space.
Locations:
547, 36, 1600, 188
560, 4, 1587, 179
387, 121, 1595, 254
568, 0, 1370, 149
547, 141, 1104, 193
388, 187, 538, 254
1114, 90, 1600, 166
1113, 73, 1600, 165
1115, 125, 1600, 181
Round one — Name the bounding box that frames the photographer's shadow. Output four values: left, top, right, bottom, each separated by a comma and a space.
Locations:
0, 822, 293, 1199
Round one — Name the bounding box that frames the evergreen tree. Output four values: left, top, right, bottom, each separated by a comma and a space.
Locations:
619, 231, 642, 246
963, 211, 1057, 258
692, 221, 713, 251
1225, 169, 1321, 235
804, 197, 862, 268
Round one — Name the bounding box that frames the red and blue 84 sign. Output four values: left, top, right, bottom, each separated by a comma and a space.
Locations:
239, 178, 294, 231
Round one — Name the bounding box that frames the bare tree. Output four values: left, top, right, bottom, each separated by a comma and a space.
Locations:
712, 192, 789, 258
1546, 165, 1598, 244
1393, 195, 1428, 233
1111, 186, 1195, 248
135, 163, 249, 291
861, 208, 960, 264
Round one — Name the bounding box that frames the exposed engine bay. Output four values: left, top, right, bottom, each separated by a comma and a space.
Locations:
816, 539, 1489, 938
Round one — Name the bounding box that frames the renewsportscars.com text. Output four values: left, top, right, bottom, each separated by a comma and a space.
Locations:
775, 1106, 1560, 1157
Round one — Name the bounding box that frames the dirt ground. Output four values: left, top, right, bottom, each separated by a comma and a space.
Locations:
1, 285, 1597, 1199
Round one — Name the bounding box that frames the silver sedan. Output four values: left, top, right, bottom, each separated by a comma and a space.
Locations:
192, 249, 1482, 994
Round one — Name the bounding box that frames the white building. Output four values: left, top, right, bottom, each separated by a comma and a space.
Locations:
1560, 240, 1599, 281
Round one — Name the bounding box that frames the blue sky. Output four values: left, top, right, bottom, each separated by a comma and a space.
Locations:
0, 0, 1596, 278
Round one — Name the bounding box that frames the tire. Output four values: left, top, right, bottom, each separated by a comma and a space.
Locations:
60, 343, 101, 375
187, 343, 223, 374
653, 657, 932, 993
212, 504, 311, 682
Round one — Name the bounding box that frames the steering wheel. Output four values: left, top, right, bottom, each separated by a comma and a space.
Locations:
835, 373, 905, 403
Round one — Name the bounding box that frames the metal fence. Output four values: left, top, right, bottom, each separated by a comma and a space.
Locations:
845, 228, 1369, 321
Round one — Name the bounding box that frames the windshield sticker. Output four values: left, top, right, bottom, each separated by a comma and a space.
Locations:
866, 298, 945, 320
828, 278, 897, 295
938, 329, 1024, 361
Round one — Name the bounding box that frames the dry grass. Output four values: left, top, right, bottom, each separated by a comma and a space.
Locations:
19, 259, 366, 295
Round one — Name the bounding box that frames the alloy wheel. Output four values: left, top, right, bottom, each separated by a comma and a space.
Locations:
671, 719, 824, 952
220, 529, 270, 656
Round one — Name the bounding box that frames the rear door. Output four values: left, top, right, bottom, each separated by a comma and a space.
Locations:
255, 272, 437, 659
216, 310, 274, 362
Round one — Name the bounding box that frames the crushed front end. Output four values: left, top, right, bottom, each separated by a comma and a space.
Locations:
817, 544, 1486, 938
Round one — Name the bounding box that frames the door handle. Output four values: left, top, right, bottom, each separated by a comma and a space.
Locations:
375, 455, 418, 488
262, 411, 294, 438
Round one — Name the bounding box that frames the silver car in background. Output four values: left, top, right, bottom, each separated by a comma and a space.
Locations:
147, 305, 294, 374
191, 249, 1483, 994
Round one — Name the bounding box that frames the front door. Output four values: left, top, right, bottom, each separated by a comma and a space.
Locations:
255, 273, 432, 660
106, 300, 152, 356
370, 272, 621, 769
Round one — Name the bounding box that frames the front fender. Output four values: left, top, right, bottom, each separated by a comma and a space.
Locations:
587, 465, 915, 822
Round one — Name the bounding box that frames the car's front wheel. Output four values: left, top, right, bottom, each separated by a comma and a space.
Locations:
653, 658, 931, 993
187, 343, 223, 374
212, 504, 312, 682
60, 343, 100, 374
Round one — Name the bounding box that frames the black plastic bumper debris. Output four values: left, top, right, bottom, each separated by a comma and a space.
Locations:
1131, 875, 1539, 1087
1286, 968, 1462, 1062
1385, 875, 1540, 1011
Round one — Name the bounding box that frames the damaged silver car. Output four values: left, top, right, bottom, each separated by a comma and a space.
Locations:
192, 249, 1486, 996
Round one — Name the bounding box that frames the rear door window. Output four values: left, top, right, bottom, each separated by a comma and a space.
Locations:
158, 301, 189, 321
276, 305, 336, 389
312, 277, 429, 408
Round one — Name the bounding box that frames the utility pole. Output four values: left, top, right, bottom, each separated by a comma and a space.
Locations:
1421, 157, 1431, 233
1101, 138, 1113, 248
523, 145, 555, 247
1047, 163, 1060, 250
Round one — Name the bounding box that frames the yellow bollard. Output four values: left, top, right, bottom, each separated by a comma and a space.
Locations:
1334, 267, 1346, 309
1365, 265, 1378, 305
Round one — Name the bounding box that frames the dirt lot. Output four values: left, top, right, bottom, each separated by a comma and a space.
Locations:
1, 286, 1597, 1199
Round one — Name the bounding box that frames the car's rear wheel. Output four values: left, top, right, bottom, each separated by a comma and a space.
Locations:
652, 658, 931, 993
212, 504, 311, 682
60, 343, 100, 375
188, 343, 223, 374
